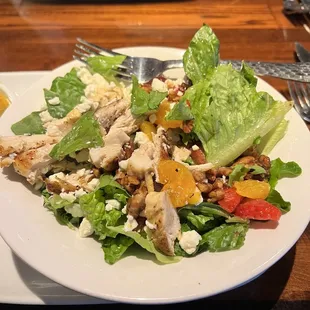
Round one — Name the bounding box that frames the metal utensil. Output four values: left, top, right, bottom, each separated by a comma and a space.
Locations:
288, 42, 310, 122
74, 37, 310, 83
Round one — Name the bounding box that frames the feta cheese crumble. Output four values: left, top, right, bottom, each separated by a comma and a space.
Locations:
124, 215, 138, 232
134, 131, 150, 146
105, 199, 121, 212
39, 110, 53, 124
151, 78, 168, 92
192, 145, 199, 151
79, 218, 94, 238
65, 203, 84, 217
48, 97, 60, 105
179, 230, 202, 255
59, 192, 76, 203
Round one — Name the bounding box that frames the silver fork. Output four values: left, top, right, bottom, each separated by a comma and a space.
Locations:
288, 42, 310, 122
74, 38, 310, 83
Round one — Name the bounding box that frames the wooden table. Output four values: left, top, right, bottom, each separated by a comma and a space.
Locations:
0, 0, 309, 308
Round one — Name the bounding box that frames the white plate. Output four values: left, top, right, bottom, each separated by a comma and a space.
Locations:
0, 72, 109, 305
0, 47, 309, 304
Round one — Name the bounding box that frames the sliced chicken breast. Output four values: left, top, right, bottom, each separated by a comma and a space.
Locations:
13, 144, 56, 184
0, 135, 59, 157
145, 191, 181, 256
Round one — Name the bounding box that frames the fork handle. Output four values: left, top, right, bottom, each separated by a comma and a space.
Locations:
221, 60, 310, 83
163, 59, 310, 83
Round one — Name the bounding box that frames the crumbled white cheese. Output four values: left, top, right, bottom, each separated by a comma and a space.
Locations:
222, 175, 227, 184
87, 178, 99, 191
39, 110, 53, 123
49, 172, 65, 182
122, 205, 127, 214
124, 215, 138, 232
151, 78, 168, 92
84, 84, 97, 99
170, 102, 176, 110
172, 146, 191, 162
76, 168, 86, 177
179, 230, 202, 255
105, 199, 121, 212
177, 91, 183, 97
60, 192, 76, 203
76, 96, 99, 113
8, 153, 17, 160
192, 145, 199, 151
65, 203, 84, 217
79, 218, 94, 238
48, 97, 60, 105
92, 73, 106, 85
134, 131, 150, 146
119, 159, 129, 171
77, 67, 93, 85
74, 188, 87, 198
145, 220, 157, 230
149, 114, 157, 124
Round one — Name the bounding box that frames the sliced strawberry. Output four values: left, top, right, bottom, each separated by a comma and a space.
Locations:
218, 188, 242, 213
234, 199, 281, 221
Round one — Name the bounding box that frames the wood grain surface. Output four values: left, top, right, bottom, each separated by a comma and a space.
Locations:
0, 0, 309, 308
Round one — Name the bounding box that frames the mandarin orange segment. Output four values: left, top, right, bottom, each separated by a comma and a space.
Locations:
140, 121, 156, 141
155, 100, 183, 129
0, 91, 9, 116
187, 187, 202, 205
158, 160, 197, 207
234, 180, 270, 199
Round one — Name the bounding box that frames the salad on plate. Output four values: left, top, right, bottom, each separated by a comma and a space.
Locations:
0, 25, 302, 264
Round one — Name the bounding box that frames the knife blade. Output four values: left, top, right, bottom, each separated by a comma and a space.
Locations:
295, 42, 310, 62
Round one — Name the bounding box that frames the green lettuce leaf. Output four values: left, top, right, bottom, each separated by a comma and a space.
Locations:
11, 111, 46, 135
257, 119, 289, 155
228, 164, 266, 186
269, 158, 302, 189
42, 191, 78, 229
108, 226, 181, 264
79, 174, 128, 240
101, 235, 134, 265
130, 75, 167, 116
187, 64, 292, 167
180, 202, 231, 219
199, 223, 248, 252
183, 24, 220, 84
266, 189, 291, 213
166, 99, 194, 121
49, 111, 103, 160
87, 55, 126, 81
178, 209, 214, 232
44, 68, 85, 118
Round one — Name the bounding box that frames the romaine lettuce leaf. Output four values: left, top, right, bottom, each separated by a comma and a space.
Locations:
183, 24, 220, 84
180, 202, 231, 219
87, 55, 126, 81
11, 111, 46, 135
79, 174, 128, 240
199, 223, 248, 252
178, 209, 214, 232
187, 64, 292, 167
130, 75, 167, 115
42, 191, 78, 229
101, 235, 134, 264
228, 164, 266, 186
269, 158, 302, 189
166, 98, 194, 121
266, 189, 291, 213
49, 111, 103, 160
108, 226, 181, 264
257, 119, 289, 155
44, 68, 85, 118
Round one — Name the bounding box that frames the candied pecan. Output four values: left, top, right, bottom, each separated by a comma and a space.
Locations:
217, 167, 232, 176
191, 148, 206, 165
208, 188, 225, 201
182, 120, 194, 133
212, 178, 224, 190
127, 183, 148, 218
197, 182, 213, 193
232, 156, 256, 167
258, 155, 271, 170
191, 170, 206, 182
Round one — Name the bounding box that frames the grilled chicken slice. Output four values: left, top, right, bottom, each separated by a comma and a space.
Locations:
0, 135, 59, 157
109, 109, 145, 135
44, 108, 82, 137
145, 191, 181, 256
94, 99, 129, 133
89, 129, 130, 170
13, 144, 56, 185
